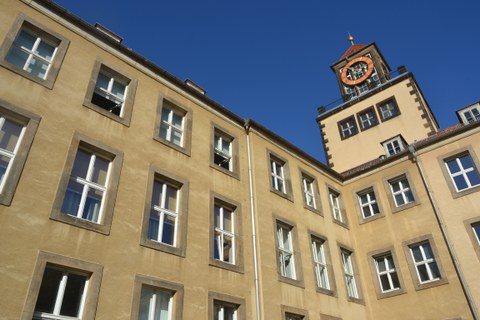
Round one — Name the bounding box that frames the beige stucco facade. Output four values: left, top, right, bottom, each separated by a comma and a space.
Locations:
0, 0, 479, 319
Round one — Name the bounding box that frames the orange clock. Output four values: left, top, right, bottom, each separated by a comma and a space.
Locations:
341, 56, 374, 86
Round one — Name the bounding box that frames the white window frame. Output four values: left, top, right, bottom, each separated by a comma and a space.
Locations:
7, 26, 57, 80
33, 267, 89, 320
139, 285, 173, 320
379, 100, 398, 120
389, 177, 414, 207
302, 176, 316, 209
358, 189, 379, 219
409, 242, 440, 284
214, 302, 238, 320
460, 104, 480, 124
473, 223, 480, 245
214, 133, 233, 171
359, 110, 377, 129
341, 250, 359, 299
374, 254, 400, 293
340, 119, 356, 138
329, 191, 343, 223
214, 203, 235, 264
445, 154, 480, 192
312, 239, 329, 290
149, 180, 180, 247
383, 136, 404, 157
160, 106, 185, 147
93, 68, 128, 116
63, 150, 111, 224
277, 224, 296, 279
271, 159, 286, 194
0, 116, 25, 193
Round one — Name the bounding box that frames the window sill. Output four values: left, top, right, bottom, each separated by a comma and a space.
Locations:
278, 274, 304, 288
210, 163, 240, 180
375, 288, 406, 300
303, 204, 323, 216
83, 101, 131, 127
152, 136, 191, 157
140, 239, 185, 257
451, 185, 480, 199
50, 213, 110, 235
347, 296, 365, 305
270, 188, 294, 202
332, 219, 349, 229
414, 277, 448, 291
209, 259, 244, 274
391, 200, 419, 214
359, 212, 384, 225
316, 287, 336, 297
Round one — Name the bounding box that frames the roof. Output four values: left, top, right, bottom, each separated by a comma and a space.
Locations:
340, 122, 475, 179
339, 44, 366, 60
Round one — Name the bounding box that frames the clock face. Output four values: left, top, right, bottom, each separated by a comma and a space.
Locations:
341, 56, 374, 86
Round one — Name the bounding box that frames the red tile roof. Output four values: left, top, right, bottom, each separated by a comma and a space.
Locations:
339, 44, 366, 60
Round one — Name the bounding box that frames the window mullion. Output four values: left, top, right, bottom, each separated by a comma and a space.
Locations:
53, 272, 68, 315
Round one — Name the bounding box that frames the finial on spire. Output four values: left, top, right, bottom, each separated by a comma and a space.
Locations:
348, 33, 354, 46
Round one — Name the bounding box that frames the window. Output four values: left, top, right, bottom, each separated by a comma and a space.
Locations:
312, 238, 330, 290
338, 116, 358, 139
214, 301, 237, 320
341, 249, 359, 300
389, 176, 414, 207
301, 173, 318, 211
329, 189, 345, 225
22, 251, 103, 320
357, 188, 380, 219
141, 167, 189, 257
160, 105, 184, 147
410, 242, 441, 284
154, 97, 192, 156
0, 14, 69, 88
60, 149, 110, 224
377, 98, 400, 121
83, 60, 137, 126
51, 133, 123, 235
445, 153, 480, 192
464, 217, 480, 261
374, 254, 400, 293
368, 248, 405, 299
268, 152, 292, 200
277, 223, 296, 280
34, 267, 88, 319
211, 125, 239, 178
357, 108, 378, 130
139, 286, 173, 320
132, 275, 183, 320
382, 135, 405, 157
0, 99, 40, 205
209, 292, 244, 320
214, 132, 232, 171
281, 306, 308, 320
148, 179, 180, 247
214, 203, 235, 264
458, 104, 480, 124
403, 235, 447, 290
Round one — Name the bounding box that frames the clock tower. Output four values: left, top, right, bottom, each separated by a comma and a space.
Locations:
317, 38, 439, 172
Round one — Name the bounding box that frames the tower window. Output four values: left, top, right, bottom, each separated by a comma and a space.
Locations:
357, 107, 378, 130
459, 104, 480, 124
338, 116, 358, 139
382, 136, 406, 157
377, 98, 400, 121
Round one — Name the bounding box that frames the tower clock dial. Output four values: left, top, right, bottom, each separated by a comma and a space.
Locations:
341, 56, 374, 86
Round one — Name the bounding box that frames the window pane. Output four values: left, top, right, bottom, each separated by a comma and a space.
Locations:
61, 180, 83, 216
154, 290, 171, 320
95, 73, 110, 90
429, 262, 441, 279
91, 156, 109, 186
34, 268, 63, 314
453, 175, 468, 190
161, 214, 175, 245
466, 170, 480, 186
446, 159, 460, 173
171, 112, 183, 128
27, 57, 48, 79
165, 185, 177, 211
152, 181, 162, 207
214, 232, 221, 260
82, 187, 103, 222
71, 150, 91, 179
0, 118, 23, 152
214, 206, 220, 228
159, 125, 168, 140
17, 30, 36, 49
6, 47, 29, 69
171, 129, 182, 146
36, 40, 55, 61
148, 210, 159, 241
380, 274, 390, 291
0, 155, 10, 184
111, 80, 126, 99
60, 273, 86, 317
411, 246, 423, 262
223, 209, 232, 233
417, 264, 430, 282
223, 235, 233, 263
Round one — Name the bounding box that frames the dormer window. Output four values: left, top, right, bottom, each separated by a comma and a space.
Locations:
458, 104, 480, 124
382, 136, 406, 157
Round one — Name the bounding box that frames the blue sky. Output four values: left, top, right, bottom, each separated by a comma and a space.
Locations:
54, 0, 480, 163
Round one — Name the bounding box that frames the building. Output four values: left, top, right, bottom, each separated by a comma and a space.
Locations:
0, 0, 479, 319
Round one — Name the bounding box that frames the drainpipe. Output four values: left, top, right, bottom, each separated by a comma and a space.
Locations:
408, 144, 478, 320
244, 120, 261, 320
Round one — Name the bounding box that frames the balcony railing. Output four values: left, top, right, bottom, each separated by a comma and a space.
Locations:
318, 67, 407, 115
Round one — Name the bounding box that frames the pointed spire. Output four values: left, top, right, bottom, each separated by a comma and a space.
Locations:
348, 33, 354, 46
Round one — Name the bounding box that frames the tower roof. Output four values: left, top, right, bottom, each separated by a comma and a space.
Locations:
339, 44, 366, 60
